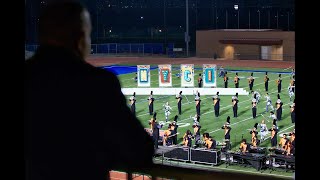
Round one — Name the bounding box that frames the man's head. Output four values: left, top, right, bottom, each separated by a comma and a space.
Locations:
38, 2, 92, 59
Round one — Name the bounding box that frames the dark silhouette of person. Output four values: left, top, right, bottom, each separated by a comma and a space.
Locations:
24, 2, 154, 180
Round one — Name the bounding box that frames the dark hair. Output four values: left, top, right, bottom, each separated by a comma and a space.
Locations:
242, 139, 247, 143
203, 132, 209, 138
38, 1, 87, 44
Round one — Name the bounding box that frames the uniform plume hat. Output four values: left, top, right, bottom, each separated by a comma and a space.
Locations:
254, 123, 258, 129
279, 74, 281, 77
133, 92, 136, 96
277, 94, 281, 99
236, 72, 238, 76
236, 92, 238, 97
265, 72, 268, 75
150, 91, 153, 95
179, 91, 182, 94
216, 91, 219, 95
251, 72, 253, 76
153, 112, 157, 120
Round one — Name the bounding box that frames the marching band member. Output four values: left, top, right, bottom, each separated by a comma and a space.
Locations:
265, 92, 274, 112
251, 135, 260, 148
251, 90, 261, 104
283, 140, 293, 156
202, 133, 216, 150
288, 83, 295, 102
250, 123, 259, 145
234, 72, 240, 88
163, 102, 172, 122
192, 122, 202, 148
195, 91, 201, 116
219, 66, 225, 77
290, 75, 295, 93
290, 102, 295, 123
198, 74, 203, 88
252, 96, 257, 119
148, 91, 155, 115
248, 72, 254, 91
224, 72, 229, 88
222, 116, 232, 143
269, 123, 278, 148
232, 93, 239, 118
163, 124, 174, 146
264, 72, 270, 91
275, 94, 283, 121
183, 129, 193, 147
239, 139, 249, 154
172, 115, 179, 145
259, 120, 268, 141
276, 74, 282, 93
279, 134, 288, 151
291, 68, 295, 77
149, 113, 163, 149
129, 92, 136, 116
175, 91, 183, 115
133, 72, 137, 82
289, 129, 295, 155
213, 91, 220, 117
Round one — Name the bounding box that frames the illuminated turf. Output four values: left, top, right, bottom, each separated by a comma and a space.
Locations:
118, 65, 295, 151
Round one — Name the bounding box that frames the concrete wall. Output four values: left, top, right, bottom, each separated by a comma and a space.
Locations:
196, 30, 295, 61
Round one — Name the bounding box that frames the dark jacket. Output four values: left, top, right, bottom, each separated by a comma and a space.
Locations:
25, 45, 154, 180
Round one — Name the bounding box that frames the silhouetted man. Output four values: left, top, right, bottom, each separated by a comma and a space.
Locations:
25, 2, 154, 180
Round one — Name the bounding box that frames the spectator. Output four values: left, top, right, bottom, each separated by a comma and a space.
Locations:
24, 2, 154, 180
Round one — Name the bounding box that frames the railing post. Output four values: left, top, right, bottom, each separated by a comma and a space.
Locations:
127, 172, 132, 180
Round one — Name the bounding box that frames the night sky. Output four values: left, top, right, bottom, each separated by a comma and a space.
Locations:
25, 0, 295, 50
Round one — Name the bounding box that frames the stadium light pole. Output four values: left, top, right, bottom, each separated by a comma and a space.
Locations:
234, 5, 239, 29
186, 0, 189, 57
258, 10, 261, 29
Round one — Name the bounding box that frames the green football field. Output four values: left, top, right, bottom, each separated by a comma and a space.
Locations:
117, 65, 295, 177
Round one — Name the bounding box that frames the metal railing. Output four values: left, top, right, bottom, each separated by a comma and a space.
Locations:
109, 163, 292, 180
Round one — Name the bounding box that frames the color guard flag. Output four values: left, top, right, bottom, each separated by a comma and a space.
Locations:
158, 64, 172, 87
137, 65, 151, 87
203, 64, 217, 87
181, 64, 194, 87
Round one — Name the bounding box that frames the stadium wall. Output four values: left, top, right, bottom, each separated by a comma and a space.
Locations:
196, 30, 295, 61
